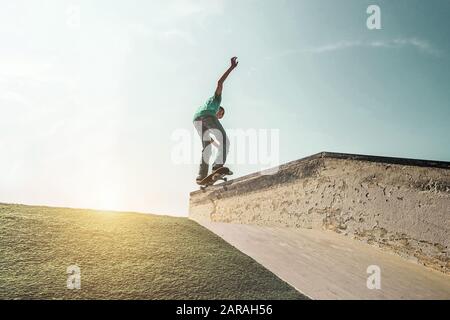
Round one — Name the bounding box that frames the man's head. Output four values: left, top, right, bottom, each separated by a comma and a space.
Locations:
216, 106, 225, 119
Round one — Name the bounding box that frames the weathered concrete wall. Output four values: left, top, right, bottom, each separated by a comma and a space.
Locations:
189, 152, 450, 274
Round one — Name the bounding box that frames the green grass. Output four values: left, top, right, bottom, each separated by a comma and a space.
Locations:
0, 203, 306, 300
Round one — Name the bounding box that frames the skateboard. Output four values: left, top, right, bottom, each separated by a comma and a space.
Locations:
198, 167, 233, 191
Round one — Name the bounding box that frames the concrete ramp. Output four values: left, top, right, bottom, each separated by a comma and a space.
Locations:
194, 220, 450, 300
189, 152, 450, 299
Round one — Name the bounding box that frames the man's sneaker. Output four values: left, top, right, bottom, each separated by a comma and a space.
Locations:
212, 166, 232, 175
212, 165, 226, 172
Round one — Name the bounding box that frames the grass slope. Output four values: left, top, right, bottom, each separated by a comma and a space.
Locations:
0, 203, 306, 300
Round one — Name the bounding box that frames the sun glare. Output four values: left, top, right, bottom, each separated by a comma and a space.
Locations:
96, 184, 122, 212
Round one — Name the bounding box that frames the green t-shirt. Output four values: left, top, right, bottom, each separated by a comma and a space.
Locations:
193, 94, 222, 121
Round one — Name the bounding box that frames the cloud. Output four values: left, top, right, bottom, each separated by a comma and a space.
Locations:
126, 0, 225, 45
306, 41, 362, 53
0, 90, 32, 107
128, 23, 196, 45
372, 38, 439, 55
161, 29, 196, 45
0, 57, 53, 80
267, 38, 440, 60
0, 55, 79, 88
167, 0, 224, 20
308, 38, 440, 55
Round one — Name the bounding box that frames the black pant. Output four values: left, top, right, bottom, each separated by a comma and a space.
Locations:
193, 115, 230, 178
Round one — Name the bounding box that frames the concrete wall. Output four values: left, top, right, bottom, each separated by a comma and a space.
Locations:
189, 152, 450, 274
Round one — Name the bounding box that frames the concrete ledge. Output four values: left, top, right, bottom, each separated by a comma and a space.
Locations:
189, 152, 450, 274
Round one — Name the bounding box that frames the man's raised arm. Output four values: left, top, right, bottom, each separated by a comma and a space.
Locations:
215, 57, 238, 97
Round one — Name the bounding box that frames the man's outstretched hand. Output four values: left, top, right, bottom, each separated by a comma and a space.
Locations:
216, 57, 238, 96
230, 56, 238, 69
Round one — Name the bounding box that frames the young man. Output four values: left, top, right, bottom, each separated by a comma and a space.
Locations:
193, 57, 238, 184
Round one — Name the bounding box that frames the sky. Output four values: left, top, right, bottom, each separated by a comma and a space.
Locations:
1, 0, 449, 215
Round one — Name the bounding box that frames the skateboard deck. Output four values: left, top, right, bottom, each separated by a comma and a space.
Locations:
198, 167, 233, 191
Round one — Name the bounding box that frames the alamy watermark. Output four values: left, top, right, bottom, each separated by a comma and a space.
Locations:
171, 127, 281, 175
67, 265, 81, 290
366, 265, 381, 290
66, 4, 81, 30
367, 5, 382, 30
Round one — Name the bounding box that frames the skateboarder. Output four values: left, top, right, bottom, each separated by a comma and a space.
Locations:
193, 57, 238, 184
